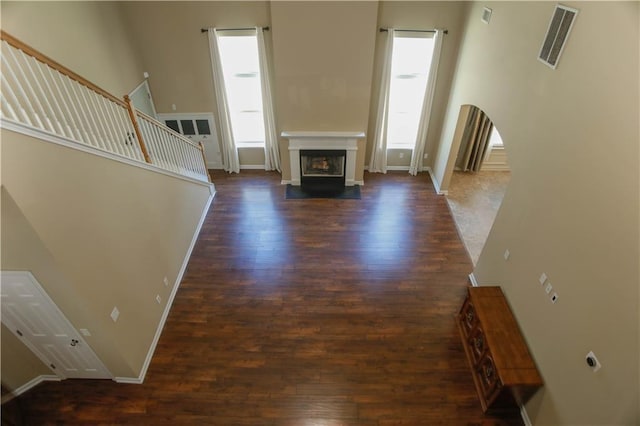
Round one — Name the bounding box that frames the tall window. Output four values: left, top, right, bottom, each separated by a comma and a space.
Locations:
386, 34, 435, 149
217, 34, 265, 146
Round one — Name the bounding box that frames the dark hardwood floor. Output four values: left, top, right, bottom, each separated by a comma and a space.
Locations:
5, 170, 523, 425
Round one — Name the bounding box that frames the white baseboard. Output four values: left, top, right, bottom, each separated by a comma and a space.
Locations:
1, 375, 60, 404
426, 167, 448, 195
114, 188, 216, 384
481, 163, 510, 171
240, 164, 265, 170
386, 165, 410, 171
521, 404, 533, 426
468, 273, 479, 287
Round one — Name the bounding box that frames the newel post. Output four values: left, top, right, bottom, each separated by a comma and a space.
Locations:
124, 95, 152, 164
198, 141, 211, 183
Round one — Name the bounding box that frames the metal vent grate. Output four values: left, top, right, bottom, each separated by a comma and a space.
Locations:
538, 4, 578, 69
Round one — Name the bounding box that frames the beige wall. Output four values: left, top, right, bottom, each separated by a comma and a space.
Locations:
120, 1, 271, 168
1, 129, 212, 378
0, 1, 145, 97
366, 1, 468, 169
434, 2, 639, 424
1, 324, 51, 393
270, 2, 378, 181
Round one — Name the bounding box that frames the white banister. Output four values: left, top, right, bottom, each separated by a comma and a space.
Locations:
0, 30, 209, 183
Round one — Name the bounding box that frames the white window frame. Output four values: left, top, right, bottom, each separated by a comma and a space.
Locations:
217, 30, 265, 148
386, 31, 436, 150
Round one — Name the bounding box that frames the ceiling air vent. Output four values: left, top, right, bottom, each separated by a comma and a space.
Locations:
538, 4, 578, 69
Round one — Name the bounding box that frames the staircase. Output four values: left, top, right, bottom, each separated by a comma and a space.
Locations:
0, 31, 215, 387
0, 30, 211, 184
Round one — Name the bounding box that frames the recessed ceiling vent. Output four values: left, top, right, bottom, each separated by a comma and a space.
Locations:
538, 4, 578, 69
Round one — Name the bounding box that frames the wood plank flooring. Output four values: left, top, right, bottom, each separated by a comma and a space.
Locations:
5, 171, 523, 425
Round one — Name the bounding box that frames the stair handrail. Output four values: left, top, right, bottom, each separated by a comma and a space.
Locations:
132, 108, 211, 182
0, 30, 210, 183
1, 30, 125, 108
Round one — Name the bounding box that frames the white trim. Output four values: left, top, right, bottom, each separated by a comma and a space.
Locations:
281, 131, 365, 139
0, 375, 60, 404
282, 131, 362, 187
114, 188, 215, 384
386, 165, 410, 171
521, 404, 533, 426
281, 179, 291, 185
426, 167, 448, 195
468, 273, 479, 287
240, 164, 266, 170
481, 163, 511, 171
128, 79, 158, 119
2, 119, 213, 188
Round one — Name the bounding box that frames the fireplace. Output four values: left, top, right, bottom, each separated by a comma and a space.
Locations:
300, 149, 346, 193
282, 131, 364, 188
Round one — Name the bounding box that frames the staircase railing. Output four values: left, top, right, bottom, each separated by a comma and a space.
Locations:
0, 30, 210, 183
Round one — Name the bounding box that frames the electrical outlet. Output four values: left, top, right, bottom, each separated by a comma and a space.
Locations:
503, 249, 510, 260
156, 295, 162, 304
423, 153, 428, 159
163, 276, 169, 287
171, 104, 177, 111
143, 71, 150, 79
550, 292, 558, 303
545, 283, 553, 294
399, 152, 404, 159
539, 273, 548, 285
110, 307, 120, 322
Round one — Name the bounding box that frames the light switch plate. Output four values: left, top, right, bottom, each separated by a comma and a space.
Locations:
545, 283, 553, 294
539, 273, 548, 285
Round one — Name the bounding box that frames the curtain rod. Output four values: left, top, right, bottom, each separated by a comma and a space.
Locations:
379, 28, 448, 35
201, 27, 269, 33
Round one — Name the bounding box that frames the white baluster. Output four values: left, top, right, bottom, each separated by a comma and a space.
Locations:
99, 97, 127, 158
64, 79, 99, 146
18, 50, 60, 134
30, 57, 69, 137
0, 72, 31, 124
45, 65, 81, 140
3, 43, 43, 128
40, 64, 78, 140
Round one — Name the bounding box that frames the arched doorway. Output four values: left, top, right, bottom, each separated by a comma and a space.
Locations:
444, 105, 511, 265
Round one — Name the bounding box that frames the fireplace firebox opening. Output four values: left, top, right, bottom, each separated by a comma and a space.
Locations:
300, 149, 347, 193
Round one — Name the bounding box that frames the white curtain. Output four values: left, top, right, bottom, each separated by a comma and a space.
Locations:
368, 29, 394, 174
409, 29, 444, 176
207, 28, 240, 173
460, 106, 494, 172
256, 27, 280, 172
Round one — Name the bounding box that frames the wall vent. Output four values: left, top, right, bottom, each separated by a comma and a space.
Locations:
538, 4, 578, 69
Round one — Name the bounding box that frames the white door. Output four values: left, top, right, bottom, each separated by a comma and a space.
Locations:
129, 79, 158, 119
1, 271, 111, 379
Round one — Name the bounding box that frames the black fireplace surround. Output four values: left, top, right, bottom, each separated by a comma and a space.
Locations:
300, 149, 347, 193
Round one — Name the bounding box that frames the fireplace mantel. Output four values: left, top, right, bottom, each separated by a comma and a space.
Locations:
282, 131, 364, 186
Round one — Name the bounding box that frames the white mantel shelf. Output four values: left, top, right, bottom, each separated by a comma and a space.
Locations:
282, 131, 365, 186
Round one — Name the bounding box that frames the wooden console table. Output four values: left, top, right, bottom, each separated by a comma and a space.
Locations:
457, 286, 543, 412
